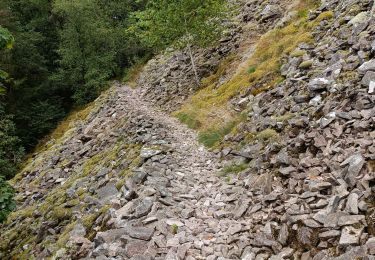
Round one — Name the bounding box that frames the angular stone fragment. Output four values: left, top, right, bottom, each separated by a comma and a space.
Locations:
97, 183, 118, 203
308, 78, 330, 91
129, 255, 152, 260
133, 197, 154, 218
227, 223, 242, 235
140, 147, 162, 159
126, 226, 154, 241
297, 227, 316, 247
269, 248, 294, 260
349, 12, 370, 26
303, 219, 322, 228
320, 112, 336, 128
319, 230, 341, 239
358, 59, 375, 73
346, 193, 359, 214
260, 4, 282, 21
339, 226, 363, 246
366, 237, 375, 254
308, 181, 332, 192
337, 215, 365, 226
125, 240, 149, 258
234, 200, 250, 219
361, 71, 375, 86
214, 210, 232, 219
166, 219, 184, 227
278, 224, 289, 246
95, 228, 127, 244
369, 81, 375, 94
341, 154, 365, 187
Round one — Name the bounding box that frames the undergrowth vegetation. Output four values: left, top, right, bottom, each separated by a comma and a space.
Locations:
175, 0, 321, 148
221, 163, 248, 176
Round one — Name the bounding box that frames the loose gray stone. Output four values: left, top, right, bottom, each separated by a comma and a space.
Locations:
341, 154, 365, 187
308, 78, 330, 91
319, 230, 341, 239
133, 197, 154, 218
361, 71, 375, 86
358, 59, 375, 74
97, 183, 119, 203
337, 215, 365, 226
125, 240, 149, 258
339, 226, 363, 246
346, 193, 359, 214
126, 226, 154, 241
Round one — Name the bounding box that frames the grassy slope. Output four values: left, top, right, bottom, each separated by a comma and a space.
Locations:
175, 0, 332, 148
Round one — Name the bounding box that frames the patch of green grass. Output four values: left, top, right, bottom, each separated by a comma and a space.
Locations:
176, 112, 201, 129
247, 66, 256, 74
171, 224, 178, 234
256, 128, 279, 141
198, 121, 236, 148
221, 163, 248, 176
297, 9, 308, 18
315, 10, 334, 22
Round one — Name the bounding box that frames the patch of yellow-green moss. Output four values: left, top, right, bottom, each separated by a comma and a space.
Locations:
256, 128, 279, 141
315, 10, 334, 23
272, 113, 294, 122
221, 163, 248, 176
291, 49, 307, 57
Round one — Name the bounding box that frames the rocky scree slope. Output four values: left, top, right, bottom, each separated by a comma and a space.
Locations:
136, 0, 375, 259
1, 0, 375, 260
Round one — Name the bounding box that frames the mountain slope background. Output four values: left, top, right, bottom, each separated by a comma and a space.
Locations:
1, 0, 375, 259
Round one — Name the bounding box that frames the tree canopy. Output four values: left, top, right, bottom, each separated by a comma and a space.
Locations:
135, 0, 229, 84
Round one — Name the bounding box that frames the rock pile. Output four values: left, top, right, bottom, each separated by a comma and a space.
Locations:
220, 0, 375, 258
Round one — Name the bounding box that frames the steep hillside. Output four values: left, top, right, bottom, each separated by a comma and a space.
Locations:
1, 0, 375, 259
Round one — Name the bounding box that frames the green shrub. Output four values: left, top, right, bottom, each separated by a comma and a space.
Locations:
221, 163, 248, 176
171, 224, 178, 234
0, 177, 15, 223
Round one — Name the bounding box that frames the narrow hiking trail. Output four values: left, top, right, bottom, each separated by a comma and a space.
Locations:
88, 85, 260, 259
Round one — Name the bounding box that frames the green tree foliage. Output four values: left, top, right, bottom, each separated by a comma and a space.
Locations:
52, 0, 117, 104
1, 0, 67, 149
0, 26, 14, 94
0, 26, 20, 223
0, 0, 148, 149
0, 176, 15, 223
53, 0, 149, 104
0, 108, 24, 180
135, 0, 229, 84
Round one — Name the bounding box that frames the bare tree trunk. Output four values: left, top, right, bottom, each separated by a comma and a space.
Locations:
187, 44, 200, 86
183, 17, 200, 87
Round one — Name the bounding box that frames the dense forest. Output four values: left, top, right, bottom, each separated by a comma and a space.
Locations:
0, 0, 228, 222
0, 0, 150, 221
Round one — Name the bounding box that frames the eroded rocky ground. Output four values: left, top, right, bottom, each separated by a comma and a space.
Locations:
1, 0, 375, 259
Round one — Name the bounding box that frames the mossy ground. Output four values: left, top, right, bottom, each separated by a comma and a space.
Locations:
1, 88, 144, 259
221, 163, 248, 176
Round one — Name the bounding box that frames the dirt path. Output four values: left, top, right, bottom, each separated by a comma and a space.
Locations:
88, 85, 258, 259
